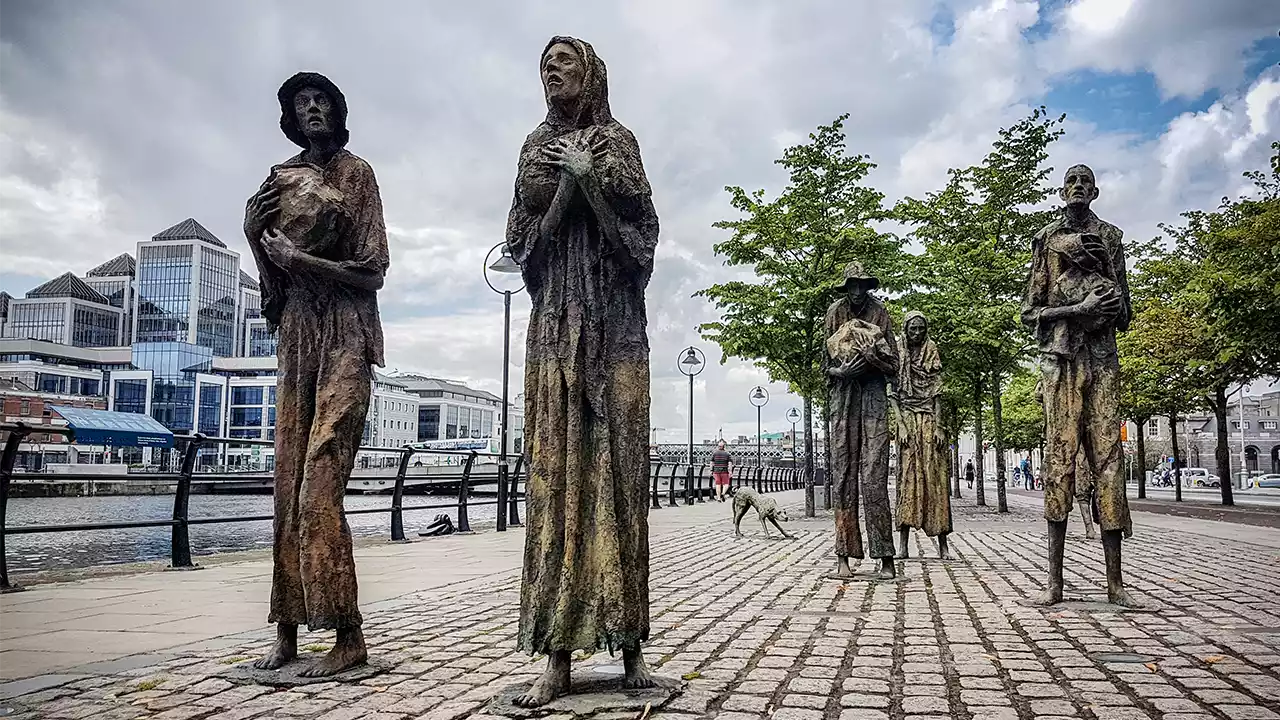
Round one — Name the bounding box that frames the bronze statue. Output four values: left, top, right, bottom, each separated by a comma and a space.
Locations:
243, 72, 389, 676
1022, 164, 1137, 607
506, 37, 659, 707
891, 312, 951, 560
825, 261, 898, 580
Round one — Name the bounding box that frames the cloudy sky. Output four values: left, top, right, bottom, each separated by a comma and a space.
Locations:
2, 0, 1278, 442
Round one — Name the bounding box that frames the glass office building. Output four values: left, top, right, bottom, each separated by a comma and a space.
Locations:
84, 253, 136, 345
3, 273, 123, 348
131, 342, 214, 433
135, 218, 240, 358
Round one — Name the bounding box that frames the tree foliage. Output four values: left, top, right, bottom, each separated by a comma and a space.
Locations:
696, 114, 902, 401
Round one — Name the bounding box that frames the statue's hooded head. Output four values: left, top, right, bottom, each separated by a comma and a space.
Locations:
903, 310, 929, 347
541, 36, 613, 129
277, 71, 349, 150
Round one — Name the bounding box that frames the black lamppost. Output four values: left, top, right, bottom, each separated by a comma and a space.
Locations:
786, 407, 800, 470
484, 242, 523, 531
749, 386, 769, 468
678, 346, 705, 504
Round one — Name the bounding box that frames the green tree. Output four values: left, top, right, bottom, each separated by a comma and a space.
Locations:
896, 107, 1066, 512
991, 368, 1044, 456
697, 115, 902, 517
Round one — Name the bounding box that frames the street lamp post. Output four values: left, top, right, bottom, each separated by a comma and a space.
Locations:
749, 386, 769, 470
678, 347, 705, 505
484, 242, 524, 532
786, 407, 800, 476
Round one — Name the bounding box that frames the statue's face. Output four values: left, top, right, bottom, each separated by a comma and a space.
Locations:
542, 42, 585, 104
1060, 166, 1098, 208
845, 280, 870, 307
293, 86, 335, 141
905, 317, 927, 345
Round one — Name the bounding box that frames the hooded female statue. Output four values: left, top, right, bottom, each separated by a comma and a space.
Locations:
891, 311, 952, 559
505, 37, 659, 707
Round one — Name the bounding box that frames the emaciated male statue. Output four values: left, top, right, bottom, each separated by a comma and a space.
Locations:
1022, 163, 1138, 608
244, 72, 390, 675
825, 261, 898, 580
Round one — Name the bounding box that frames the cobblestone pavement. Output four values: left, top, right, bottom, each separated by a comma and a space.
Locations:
5, 495, 1280, 720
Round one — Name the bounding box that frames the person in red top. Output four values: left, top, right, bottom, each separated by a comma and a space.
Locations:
711, 440, 733, 501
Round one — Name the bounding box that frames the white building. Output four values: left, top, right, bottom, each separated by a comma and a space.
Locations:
3, 273, 125, 348
391, 373, 524, 456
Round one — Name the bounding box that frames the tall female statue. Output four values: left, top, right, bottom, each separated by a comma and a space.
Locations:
505, 36, 659, 707
891, 312, 952, 560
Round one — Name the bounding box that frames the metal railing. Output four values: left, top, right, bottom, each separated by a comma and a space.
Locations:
0, 425, 803, 592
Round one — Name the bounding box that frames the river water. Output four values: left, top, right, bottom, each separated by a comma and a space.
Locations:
5, 494, 520, 573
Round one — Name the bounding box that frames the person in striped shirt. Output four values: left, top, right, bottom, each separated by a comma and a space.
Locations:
711, 440, 733, 502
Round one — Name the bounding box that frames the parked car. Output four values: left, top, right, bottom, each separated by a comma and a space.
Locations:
1180, 468, 1221, 488
1251, 473, 1280, 489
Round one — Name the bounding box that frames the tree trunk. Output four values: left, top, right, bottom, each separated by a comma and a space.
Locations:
973, 375, 986, 507
991, 373, 1008, 513
822, 404, 833, 510
1135, 417, 1147, 499
1169, 413, 1182, 502
803, 394, 815, 518
1212, 385, 1236, 506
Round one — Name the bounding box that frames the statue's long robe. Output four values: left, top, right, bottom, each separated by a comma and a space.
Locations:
1022, 209, 1132, 536
825, 295, 897, 560
507, 37, 659, 655
893, 319, 951, 537
247, 149, 389, 630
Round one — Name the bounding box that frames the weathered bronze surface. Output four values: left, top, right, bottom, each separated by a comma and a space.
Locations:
824, 261, 898, 580
891, 312, 951, 559
243, 71, 389, 676
1022, 163, 1138, 608
506, 37, 659, 707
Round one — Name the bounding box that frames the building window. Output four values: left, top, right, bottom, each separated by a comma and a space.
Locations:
198, 385, 222, 436
1261, 421, 1278, 430
419, 405, 439, 441
113, 380, 147, 414
232, 387, 263, 406
446, 405, 458, 439
1146, 419, 1159, 438
1232, 421, 1250, 430
231, 407, 263, 427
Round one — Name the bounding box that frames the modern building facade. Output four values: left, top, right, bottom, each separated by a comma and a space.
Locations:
2, 217, 519, 472
3, 273, 124, 348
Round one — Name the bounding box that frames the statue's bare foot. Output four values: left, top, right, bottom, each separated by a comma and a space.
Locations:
253, 623, 297, 670
514, 652, 571, 708
622, 647, 655, 690
1035, 587, 1063, 606
938, 547, 952, 560
299, 627, 367, 678
875, 559, 896, 580
1108, 588, 1144, 609
829, 557, 856, 579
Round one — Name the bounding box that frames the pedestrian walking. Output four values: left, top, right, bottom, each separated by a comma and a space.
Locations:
965, 459, 975, 489
1021, 456, 1032, 490
711, 441, 733, 502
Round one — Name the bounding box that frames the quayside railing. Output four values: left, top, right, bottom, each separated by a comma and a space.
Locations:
0, 425, 802, 592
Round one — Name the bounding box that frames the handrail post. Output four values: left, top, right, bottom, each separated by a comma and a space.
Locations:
496, 461, 509, 532
170, 433, 204, 569
696, 464, 707, 502
508, 455, 523, 527
651, 461, 663, 509
684, 464, 694, 505
391, 446, 413, 542
1, 424, 33, 593
457, 451, 476, 533
668, 463, 679, 507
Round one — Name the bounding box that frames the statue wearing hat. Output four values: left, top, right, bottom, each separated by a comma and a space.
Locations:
824, 261, 899, 580
242, 71, 389, 676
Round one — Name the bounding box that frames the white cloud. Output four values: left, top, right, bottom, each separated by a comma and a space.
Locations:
1, 0, 1277, 440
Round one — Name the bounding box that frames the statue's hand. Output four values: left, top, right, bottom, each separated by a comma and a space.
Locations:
1079, 233, 1109, 266
244, 180, 279, 243
543, 137, 600, 179
1078, 287, 1120, 318
260, 228, 299, 271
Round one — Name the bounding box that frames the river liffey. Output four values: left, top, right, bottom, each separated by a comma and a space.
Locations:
5, 493, 520, 573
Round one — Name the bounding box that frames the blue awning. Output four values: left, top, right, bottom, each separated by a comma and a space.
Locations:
49, 406, 175, 448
